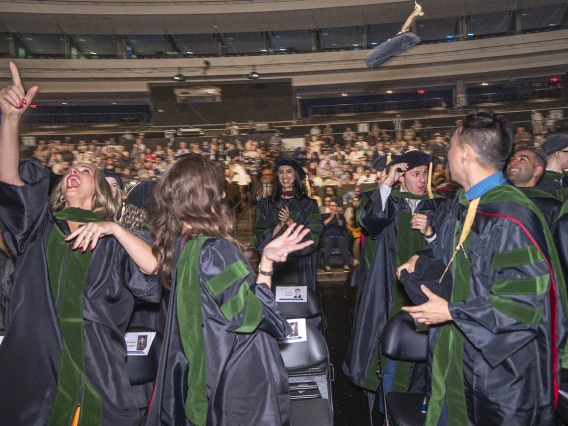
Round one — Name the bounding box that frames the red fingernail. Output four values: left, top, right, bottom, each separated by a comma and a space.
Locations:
21, 99, 26, 105
90, 247, 94, 251
72, 245, 77, 250
82, 248, 86, 253
17, 104, 23, 109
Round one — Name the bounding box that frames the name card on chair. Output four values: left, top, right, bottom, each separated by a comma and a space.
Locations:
279, 318, 307, 344
125, 331, 156, 356
275, 286, 307, 303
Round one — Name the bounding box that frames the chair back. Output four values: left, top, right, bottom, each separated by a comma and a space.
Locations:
125, 326, 163, 386
279, 321, 328, 374
380, 311, 428, 362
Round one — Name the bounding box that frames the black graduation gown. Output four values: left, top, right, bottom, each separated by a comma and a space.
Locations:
0, 161, 161, 426
254, 196, 322, 291
517, 187, 562, 231
342, 188, 442, 391
147, 236, 291, 426
416, 185, 568, 426
536, 170, 568, 201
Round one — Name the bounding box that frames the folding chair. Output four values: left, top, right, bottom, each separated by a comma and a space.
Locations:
125, 326, 163, 424
273, 284, 326, 333
378, 311, 428, 426
279, 321, 334, 425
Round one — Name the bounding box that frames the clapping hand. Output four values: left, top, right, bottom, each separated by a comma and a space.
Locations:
263, 223, 313, 263
278, 206, 293, 227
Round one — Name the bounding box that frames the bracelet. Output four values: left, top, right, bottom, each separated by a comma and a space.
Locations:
258, 263, 274, 276
423, 230, 435, 239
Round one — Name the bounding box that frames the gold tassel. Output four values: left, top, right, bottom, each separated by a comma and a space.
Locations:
386, 152, 392, 165
439, 197, 480, 283
427, 161, 433, 199
71, 406, 81, 426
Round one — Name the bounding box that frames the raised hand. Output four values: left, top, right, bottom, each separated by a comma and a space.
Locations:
263, 223, 313, 263
384, 162, 408, 187
0, 62, 38, 118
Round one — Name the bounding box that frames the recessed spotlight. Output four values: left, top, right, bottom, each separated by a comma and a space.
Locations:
481, 82, 489, 86
186, 51, 193, 54
353, 44, 359, 47
279, 48, 286, 51
261, 49, 267, 52
25, 37, 33, 41
387, 90, 393, 94
79, 39, 85, 42
371, 42, 378, 46
89, 52, 97, 55
296, 96, 302, 99
468, 33, 474, 36
341, 93, 348, 97
111, 102, 117, 105
61, 102, 67, 105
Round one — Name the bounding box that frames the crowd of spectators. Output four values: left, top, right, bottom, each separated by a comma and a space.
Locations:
26, 112, 559, 200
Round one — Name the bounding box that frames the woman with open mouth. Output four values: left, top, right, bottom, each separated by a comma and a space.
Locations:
0, 62, 161, 426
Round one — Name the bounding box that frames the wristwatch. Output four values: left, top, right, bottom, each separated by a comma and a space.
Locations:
258, 263, 274, 276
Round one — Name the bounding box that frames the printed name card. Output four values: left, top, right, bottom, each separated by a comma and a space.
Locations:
275, 286, 307, 303
125, 331, 156, 356
280, 318, 307, 344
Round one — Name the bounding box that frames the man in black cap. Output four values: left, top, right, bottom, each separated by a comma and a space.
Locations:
537, 134, 568, 201
398, 110, 568, 426
343, 149, 442, 400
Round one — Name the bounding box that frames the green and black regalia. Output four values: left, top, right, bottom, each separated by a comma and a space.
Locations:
342, 186, 442, 392
254, 196, 322, 291
0, 161, 161, 426
147, 236, 291, 426
536, 169, 568, 202
416, 184, 568, 425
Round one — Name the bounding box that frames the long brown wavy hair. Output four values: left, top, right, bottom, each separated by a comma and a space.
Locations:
151, 155, 240, 288
49, 164, 117, 221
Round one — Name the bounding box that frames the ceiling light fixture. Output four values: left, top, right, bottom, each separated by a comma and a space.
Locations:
173, 67, 185, 82
247, 66, 259, 80
387, 90, 393, 94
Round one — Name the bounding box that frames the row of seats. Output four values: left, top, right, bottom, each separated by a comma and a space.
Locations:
122, 280, 334, 425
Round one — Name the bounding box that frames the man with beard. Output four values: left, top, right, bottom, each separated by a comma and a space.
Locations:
251, 167, 276, 205
506, 145, 562, 229
343, 150, 442, 401
399, 110, 568, 426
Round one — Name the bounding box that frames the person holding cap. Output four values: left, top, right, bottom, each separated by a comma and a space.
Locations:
536, 134, 568, 201
343, 149, 442, 400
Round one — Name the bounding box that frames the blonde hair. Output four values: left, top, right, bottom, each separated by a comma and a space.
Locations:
49, 164, 117, 221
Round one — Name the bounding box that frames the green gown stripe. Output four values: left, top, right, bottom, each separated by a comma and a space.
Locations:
220, 282, 249, 320
177, 236, 209, 426
427, 223, 469, 426
491, 296, 544, 324
491, 246, 543, 269
47, 208, 104, 426
491, 275, 549, 296
206, 260, 249, 296
234, 292, 263, 333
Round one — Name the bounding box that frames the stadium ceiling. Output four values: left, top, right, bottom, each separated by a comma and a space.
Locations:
0, 0, 565, 34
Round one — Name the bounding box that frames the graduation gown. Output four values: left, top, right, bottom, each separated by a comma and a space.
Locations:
254, 196, 322, 291
517, 187, 562, 231
417, 185, 568, 426
147, 236, 291, 426
0, 161, 161, 426
342, 188, 442, 391
536, 170, 568, 202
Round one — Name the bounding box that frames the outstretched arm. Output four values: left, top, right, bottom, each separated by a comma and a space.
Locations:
0, 62, 38, 186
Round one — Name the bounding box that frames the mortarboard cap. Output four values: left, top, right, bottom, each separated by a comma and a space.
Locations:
388, 150, 432, 171
372, 155, 388, 172
127, 180, 157, 210
541, 134, 568, 156
274, 157, 306, 181
103, 169, 125, 190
